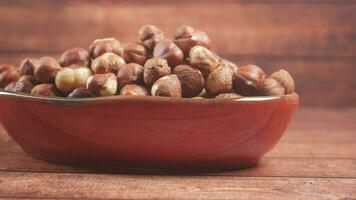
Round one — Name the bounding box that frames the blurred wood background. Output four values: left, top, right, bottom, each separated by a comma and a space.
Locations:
0, 0, 355, 107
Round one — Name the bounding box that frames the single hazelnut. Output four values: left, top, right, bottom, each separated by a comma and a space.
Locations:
59, 47, 90, 67
143, 58, 171, 87
91, 52, 126, 74
153, 39, 184, 67
34, 56, 62, 83
174, 25, 211, 55
269, 69, 295, 94
68, 87, 93, 98
0, 68, 21, 88
261, 77, 285, 96
13, 79, 35, 94
19, 57, 38, 76
189, 45, 220, 77
138, 24, 164, 51
215, 93, 242, 99
18, 75, 39, 86
121, 43, 147, 65
31, 84, 61, 97
89, 38, 123, 59
173, 64, 204, 97
117, 63, 144, 88
55, 66, 92, 93
205, 64, 234, 95
233, 64, 266, 96
120, 84, 148, 96
4, 82, 17, 91
86, 73, 118, 96
151, 75, 182, 97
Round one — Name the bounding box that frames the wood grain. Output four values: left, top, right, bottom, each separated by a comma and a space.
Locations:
0, 1, 354, 58
0, 172, 354, 200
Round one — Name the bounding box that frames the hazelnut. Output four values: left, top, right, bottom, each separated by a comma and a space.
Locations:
174, 25, 211, 55
59, 47, 90, 67
261, 77, 285, 96
34, 56, 62, 83
173, 65, 204, 97
269, 69, 295, 94
120, 84, 148, 96
0, 64, 15, 74
138, 24, 164, 51
13, 79, 35, 94
205, 64, 234, 95
121, 43, 147, 65
19, 57, 38, 76
31, 84, 61, 97
91, 52, 126, 74
189, 45, 219, 77
117, 63, 144, 88
0, 68, 21, 88
18, 75, 39, 86
153, 39, 184, 67
68, 87, 93, 98
55, 66, 92, 93
4, 82, 17, 91
86, 73, 118, 96
233, 64, 266, 96
89, 38, 123, 59
143, 58, 171, 87
215, 93, 242, 99
151, 75, 182, 97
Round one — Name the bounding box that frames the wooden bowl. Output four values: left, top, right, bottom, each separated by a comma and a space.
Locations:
0, 90, 299, 171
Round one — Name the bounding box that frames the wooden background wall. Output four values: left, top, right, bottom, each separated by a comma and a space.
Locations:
0, 0, 355, 107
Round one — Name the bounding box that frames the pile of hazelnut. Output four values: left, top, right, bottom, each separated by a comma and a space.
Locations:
0, 25, 295, 99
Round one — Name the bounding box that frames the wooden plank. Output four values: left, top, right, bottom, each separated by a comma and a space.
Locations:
1, 54, 355, 107
0, 172, 354, 199
0, 2, 354, 57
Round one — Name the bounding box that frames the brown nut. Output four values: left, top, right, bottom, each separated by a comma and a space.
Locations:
13, 79, 35, 94
120, 84, 148, 96
91, 52, 126, 74
0, 68, 21, 88
269, 69, 295, 94
86, 73, 117, 96
121, 43, 147, 65
18, 75, 39, 86
31, 84, 61, 97
205, 64, 234, 95
34, 56, 62, 83
220, 59, 238, 71
143, 58, 171, 87
189, 45, 219, 77
68, 87, 93, 98
138, 24, 164, 51
19, 57, 38, 76
173, 64, 204, 97
174, 25, 211, 56
153, 39, 184, 67
215, 93, 242, 99
151, 75, 182, 97
261, 77, 285, 96
233, 64, 266, 96
117, 63, 144, 88
59, 47, 90, 67
89, 38, 123, 59
55, 66, 92, 93
0, 64, 15, 74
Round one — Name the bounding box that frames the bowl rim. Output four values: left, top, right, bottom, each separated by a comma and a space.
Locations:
0, 89, 299, 105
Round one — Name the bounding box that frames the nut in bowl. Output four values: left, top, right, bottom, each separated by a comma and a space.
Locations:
0, 25, 299, 172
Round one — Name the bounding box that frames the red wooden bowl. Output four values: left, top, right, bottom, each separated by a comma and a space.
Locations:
0, 90, 298, 171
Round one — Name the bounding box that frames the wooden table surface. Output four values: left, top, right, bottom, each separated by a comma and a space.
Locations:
0, 108, 355, 199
